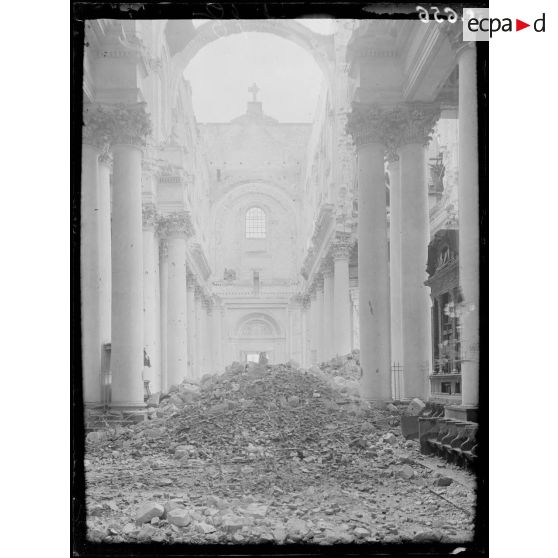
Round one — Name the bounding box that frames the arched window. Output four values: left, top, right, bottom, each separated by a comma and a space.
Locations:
245, 207, 266, 238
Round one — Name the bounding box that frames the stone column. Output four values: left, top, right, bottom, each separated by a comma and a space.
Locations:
332, 242, 352, 357
286, 305, 292, 360
212, 299, 223, 372
186, 274, 196, 379
457, 44, 480, 410
109, 104, 150, 409
314, 276, 324, 363
322, 261, 335, 361
399, 104, 440, 400
346, 105, 391, 403
98, 153, 112, 357
309, 291, 317, 364
388, 154, 403, 389
80, 135, 102, 405
160, 212, 192, 387
159, 240, 168, 392
204, 298, 213, 373
142, 204, 160, 393
195, 288, 205, 377
302, 297, 311, 367
349, 287, 360, 351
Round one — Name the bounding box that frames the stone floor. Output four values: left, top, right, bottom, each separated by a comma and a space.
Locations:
83, 363, 476, 545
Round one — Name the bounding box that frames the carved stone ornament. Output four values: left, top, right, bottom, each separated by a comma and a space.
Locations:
82, 103, 113, 150
320, 257, 334, 277
312, 273, 324, 292
157, 212, 194, 238
159, 239, 168, 259
186, 273, 197, 290
346, 102, 440, 150
83, 102, 152, 148
142, 203, 158, 229
331, 241, 352, 261
385, 150, 399, 164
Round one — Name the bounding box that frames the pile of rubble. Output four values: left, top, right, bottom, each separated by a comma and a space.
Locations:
84, 362, 476, 545
318, 351, 361, 382
87, 361, 392, 483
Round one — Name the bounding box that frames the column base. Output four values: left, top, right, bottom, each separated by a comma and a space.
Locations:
109, 402, 147, 424
363, 399, 393, 410
444, 404, 478, 423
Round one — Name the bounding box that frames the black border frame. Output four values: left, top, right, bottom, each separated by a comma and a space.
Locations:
71, 2, 488, 556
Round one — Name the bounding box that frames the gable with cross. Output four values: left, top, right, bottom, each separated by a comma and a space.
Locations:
248, 82, 260, 102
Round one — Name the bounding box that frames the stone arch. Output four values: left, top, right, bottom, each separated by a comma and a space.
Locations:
212, 179, 298, 229
169, 19, 334, 102
210, 180, 300, 281
235, 312, 283, 338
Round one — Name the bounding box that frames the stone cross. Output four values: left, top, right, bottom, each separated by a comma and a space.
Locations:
248, 82, 260, 102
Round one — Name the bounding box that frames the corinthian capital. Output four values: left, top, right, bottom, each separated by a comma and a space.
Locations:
346, 102, 440, 150
142, 203, 158, 229
331, 241, 352, 261
82, 103, 113, 150
157, 211, 194, 238
83, 102, 151, 149
397, 103, 440, 146
108, 103, 152, 146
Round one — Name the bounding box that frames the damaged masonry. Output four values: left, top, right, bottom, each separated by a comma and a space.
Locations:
79, 17, 482, 547
85, 357, 476, 544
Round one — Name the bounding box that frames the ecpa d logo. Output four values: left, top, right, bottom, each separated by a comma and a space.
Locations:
463, 9, 546, 40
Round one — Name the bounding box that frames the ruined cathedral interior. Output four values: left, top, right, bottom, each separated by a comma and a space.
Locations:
80, 18, 481, 545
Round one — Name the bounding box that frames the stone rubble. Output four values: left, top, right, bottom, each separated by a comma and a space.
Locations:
84, 360, 476, 544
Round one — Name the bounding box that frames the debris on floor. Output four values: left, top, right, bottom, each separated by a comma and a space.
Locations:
84, 360, 476, 544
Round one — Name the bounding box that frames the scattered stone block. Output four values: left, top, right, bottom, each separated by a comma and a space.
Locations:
413, 530, 442, 542
383, 433, 398, 445
396, 464, 415, 480
194, 521, 216, 534
222, 516, 245, 533
137, 524, 157, 540
242, 503, 268, 518
434, 476, 454, 487
407, 398, 426, 416
354, 526, 371, 538
136, 502, 165, 524
167, 508, 191, 527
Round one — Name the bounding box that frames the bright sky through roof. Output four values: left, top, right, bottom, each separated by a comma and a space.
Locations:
192, 18, 335, 35
183, 31, 325, 123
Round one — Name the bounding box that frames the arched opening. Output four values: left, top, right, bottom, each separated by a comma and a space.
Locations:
245, 206, 266, 239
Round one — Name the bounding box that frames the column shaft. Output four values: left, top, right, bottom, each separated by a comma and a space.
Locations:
388, 157, 403, 388
159, 243, 168, 392
458, 45, 480, 407
400, 142, 431, 400
322, 270, 334, 360
110, 143, 144, 407
166, 235, 188, 387
301, 304, 309, 368
212, 304, 222, 372
357, 142, 392, 402
315, 284, 324, 363
333, 254, 352, 356
196, 294, 206, 378
186, 283, 196, 379
98, 158, 112, 351
142, 224, 160, 392
309, 295, 317, 364
81, 144, 102, 404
